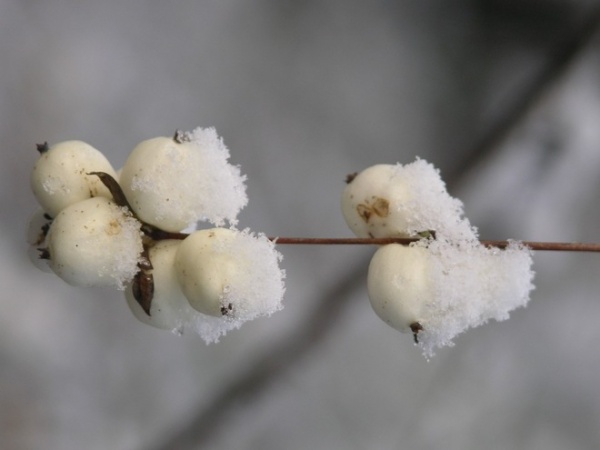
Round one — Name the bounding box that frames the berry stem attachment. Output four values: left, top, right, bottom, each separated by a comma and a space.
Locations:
36, 142, 49, 154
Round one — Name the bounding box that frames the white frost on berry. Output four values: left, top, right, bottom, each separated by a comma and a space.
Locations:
30, 140, 118, 217
415, 238, 534, 357
119, 128, 247, 232
368, 239, 535, 357
46, 197, 143, 289
124, 239, 246, 342
342, 160, 477, 240
174, 228, 285, 343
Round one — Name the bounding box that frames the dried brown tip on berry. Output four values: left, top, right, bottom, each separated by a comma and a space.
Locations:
40, 222, 51, 239
220, 303, 233, 316
173, 129, 188, 144
345, 172, 358, 184
36, 142, 49, 154
410, 322, 423, 344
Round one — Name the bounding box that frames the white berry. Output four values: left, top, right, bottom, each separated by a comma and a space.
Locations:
119, 128, 247, 232
174, 228, 285, 319
342, 160, 476, 240
342, 165, 410, 238
30, 140, 118, 217
46, 197, 143, 288
367, 244, 432, 337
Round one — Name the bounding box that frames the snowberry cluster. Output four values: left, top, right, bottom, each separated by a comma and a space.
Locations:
342, 159, 535, 357
28, 129, 285, 342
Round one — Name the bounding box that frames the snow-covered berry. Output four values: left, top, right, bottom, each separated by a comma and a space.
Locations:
30, 140, 118, 217
119, 128, 247, 232
45, 196, 143, 289
174, 228, 285, 320
368, 239, 534, 357
341, 160, 476, 240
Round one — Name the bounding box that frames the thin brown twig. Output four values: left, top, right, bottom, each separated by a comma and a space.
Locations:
268, 237, 600, 252
152, 230, 600, 253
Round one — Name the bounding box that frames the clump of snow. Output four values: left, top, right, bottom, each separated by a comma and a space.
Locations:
413, 238, 534, 357
342, 159, 477, 241
120, 127, 247, 232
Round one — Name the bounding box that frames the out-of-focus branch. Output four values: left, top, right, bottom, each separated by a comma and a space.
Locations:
446, 4, 600, 185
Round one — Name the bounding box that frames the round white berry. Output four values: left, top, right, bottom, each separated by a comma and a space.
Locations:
174, 228, 284, 319
46, 196, 143, 288
342, 161, 476, 240
125, 240, 191, 331
342, 165, 410, 238
30, 140, 118, 217
119, 128, 247, 232
367, 244, 432, 336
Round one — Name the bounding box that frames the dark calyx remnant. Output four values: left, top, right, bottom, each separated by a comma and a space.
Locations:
173, 129, 191, 144
345, 172, 358, 184
132, 247, 154, 317
221, 303, 233, 316
36, 142, 49, 154
410, 322, 423, 344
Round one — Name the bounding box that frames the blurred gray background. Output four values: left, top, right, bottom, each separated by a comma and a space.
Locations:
2, 1, 600, 449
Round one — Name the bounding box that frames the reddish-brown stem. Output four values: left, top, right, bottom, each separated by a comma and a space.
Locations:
153, 230, 600, 252
267, 237, 600, 252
